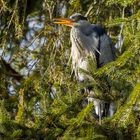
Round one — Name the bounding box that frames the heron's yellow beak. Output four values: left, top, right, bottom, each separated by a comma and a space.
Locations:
53, 18, 74, 27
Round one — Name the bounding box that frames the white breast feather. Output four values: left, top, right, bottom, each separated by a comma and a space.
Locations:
70, 27, 98, 81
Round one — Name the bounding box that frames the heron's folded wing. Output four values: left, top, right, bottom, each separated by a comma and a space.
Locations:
71, 25, 115, 66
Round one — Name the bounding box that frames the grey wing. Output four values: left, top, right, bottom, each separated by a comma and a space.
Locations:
89, 24, 115, 67
98, 34, 115, 67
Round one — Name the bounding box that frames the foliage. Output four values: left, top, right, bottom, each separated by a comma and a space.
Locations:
0, 0, 140, 139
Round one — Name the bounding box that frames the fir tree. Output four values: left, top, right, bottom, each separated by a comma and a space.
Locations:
0, 0, 140, 139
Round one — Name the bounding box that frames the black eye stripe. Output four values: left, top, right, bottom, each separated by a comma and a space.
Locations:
77, 15, 87, 20
71, 15, 87, 21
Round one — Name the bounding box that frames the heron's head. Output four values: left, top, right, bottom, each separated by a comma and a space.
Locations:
53, 13, 89, 27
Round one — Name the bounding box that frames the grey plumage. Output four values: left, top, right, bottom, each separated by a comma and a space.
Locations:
70, 14, 116, 117
70, 15, 115, 79
53, 13, 116, 118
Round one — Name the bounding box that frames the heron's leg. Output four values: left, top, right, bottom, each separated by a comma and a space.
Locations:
108, 102, 116, 117
98, 102, 102, 124
94, 100, 104, 123
87, 91, 105, 119
92, 99, 104, 116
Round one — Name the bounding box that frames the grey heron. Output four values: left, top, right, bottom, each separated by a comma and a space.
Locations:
53, 13, 116, 119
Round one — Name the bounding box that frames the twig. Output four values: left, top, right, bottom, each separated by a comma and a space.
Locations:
7, 0, 18, 29
25, 30, 44, 48
85, 4, 94, 17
